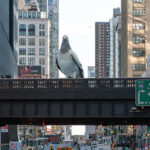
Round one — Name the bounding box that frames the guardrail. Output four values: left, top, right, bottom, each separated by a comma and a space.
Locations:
0, 78, 148, 89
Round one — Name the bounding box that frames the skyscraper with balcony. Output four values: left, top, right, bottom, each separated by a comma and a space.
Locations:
95, 22, 110, 78
121, 0, 149, 77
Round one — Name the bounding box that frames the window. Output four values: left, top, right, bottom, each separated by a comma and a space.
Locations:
19, 24, 26, 36
133, 10, 146, 16
28, 24, 35, 36
39, 58, 45, 65
133, 35, 145, 43
133, 23, 145, 29
39, 48, 45, 55
19, 12, 22, 18
28, 12, 31, 18
19, 38, 26, 45
39, 31, 45, 36
42, 67, 45, 75
23, 11, 27, 18
133, 64, 145, 71
28, 38, 35, 46
37, 12, 41, 18
133, 0, 145, 3
19, 57, 26, 65
32, 12, 36, 18
28, 48, 35, 55
133, 49, 145, 57
19, 48, 26, 55
28, 57, 35, 65
39, 24, 45, 29
39, 39, 45, 46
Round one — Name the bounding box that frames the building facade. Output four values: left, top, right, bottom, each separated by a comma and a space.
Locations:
24, 0, 48, 16
114, 16, 121, 78
18, 10, 50, 78
112, 8, 121, 78
109, 19, 114, 78
85, 126, 96, 139
109, 8, 121, 78
95, 22, 110, 78
23, 0, 59, 78
121, 0, 149, 77
48, 0, 59, 78
88, 66, 95, 78
0, 0, 18, 78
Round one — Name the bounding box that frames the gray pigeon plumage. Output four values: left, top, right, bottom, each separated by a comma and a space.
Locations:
56, 35, 84, 78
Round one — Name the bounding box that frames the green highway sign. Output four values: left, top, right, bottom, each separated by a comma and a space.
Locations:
147, 126, 150, 133
136, 80, 150, 106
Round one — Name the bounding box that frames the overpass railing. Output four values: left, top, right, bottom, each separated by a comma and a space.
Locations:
0, 78, 148, 89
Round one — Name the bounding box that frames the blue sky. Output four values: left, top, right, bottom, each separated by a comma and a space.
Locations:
59, 0, 121, 134
59, 0, 121, 78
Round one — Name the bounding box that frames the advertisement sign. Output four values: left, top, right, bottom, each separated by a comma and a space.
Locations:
18, 66, 41, 78
46, 126, 52, 132
0, 124, 8, 132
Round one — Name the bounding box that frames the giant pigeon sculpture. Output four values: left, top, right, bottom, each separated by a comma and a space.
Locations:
56, 35, 84, 78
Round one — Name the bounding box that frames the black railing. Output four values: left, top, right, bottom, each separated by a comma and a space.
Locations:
0, 78, 149, 89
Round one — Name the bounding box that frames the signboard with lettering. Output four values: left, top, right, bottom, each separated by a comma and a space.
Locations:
0, 124, 8, 132
18, 65, 41, 78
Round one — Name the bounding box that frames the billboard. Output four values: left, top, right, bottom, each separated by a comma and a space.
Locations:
0, 124, 8, 132
18, 66, 41, 78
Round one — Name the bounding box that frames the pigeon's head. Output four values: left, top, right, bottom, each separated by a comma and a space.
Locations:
63, 35, 69, 42
60, 35, 71, 53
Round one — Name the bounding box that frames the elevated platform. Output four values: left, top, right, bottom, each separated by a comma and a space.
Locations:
0, 78, 149, 125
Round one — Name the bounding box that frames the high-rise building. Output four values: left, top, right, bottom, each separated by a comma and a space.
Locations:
109, 18, 114, 78
95, 22, 110, 78
21, 0, 59, 78
17, 10, 50, 78
109, 8, 121, 78
0, 0, 18, 78
114, 16, 121, 78
88, 66, 95, 78
112, 8, 121, 78
48, 0, 59, 78
121, 0, 148, 77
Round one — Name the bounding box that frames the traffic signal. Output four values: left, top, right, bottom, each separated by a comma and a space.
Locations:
42, 121, 45, 126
